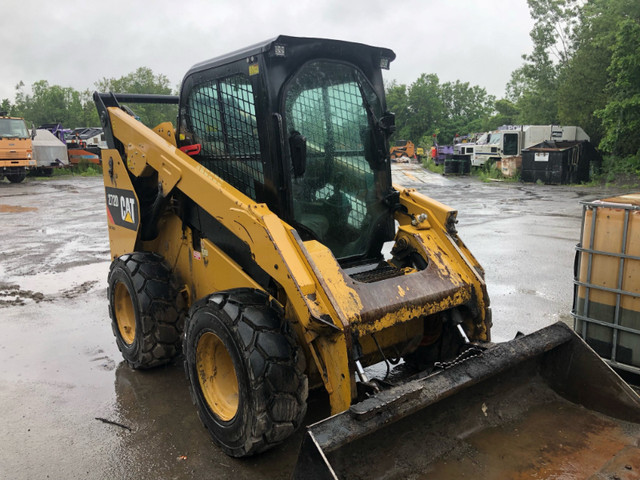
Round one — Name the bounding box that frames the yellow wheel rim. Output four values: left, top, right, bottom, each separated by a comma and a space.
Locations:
114, 282, 136, 345
196, 332, 239, 421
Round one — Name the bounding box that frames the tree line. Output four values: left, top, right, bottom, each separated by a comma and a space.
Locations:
386, 0, 639, 165
1, 67, 175, 130
2, 0, 638, 166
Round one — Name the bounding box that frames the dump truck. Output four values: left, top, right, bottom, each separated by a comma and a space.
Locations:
0, 114, 36, 183
95, 36, 640, 478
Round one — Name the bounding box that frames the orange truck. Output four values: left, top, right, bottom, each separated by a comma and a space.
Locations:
0, 114, 35, 183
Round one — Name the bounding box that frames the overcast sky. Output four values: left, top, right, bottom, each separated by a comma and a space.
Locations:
2, 0, 534, 102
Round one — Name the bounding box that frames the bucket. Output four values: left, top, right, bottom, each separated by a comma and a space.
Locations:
294, 323, 640, 479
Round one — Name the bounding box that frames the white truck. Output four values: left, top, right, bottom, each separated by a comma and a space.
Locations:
460, 125, 590, 167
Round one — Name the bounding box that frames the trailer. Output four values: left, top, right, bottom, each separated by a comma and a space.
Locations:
31, 129, 69, 175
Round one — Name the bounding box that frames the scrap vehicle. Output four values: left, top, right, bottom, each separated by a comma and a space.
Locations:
0, 113, 36, 183
39, 123, 102, 166
95, 36, 640, 478
66, 129, 101, 165
67, 127, 106, 156
430, 134, 453, 165
466, 124, 590, 168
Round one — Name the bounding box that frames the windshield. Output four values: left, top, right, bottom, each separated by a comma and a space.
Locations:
284, 61, 390, 261
0, 118, 29, 139
489, 133, 503, 145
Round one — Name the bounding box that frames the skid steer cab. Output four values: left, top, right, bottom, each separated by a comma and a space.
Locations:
95, 36, 640, 478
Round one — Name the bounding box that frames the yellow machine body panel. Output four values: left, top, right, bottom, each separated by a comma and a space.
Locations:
102, 106, 491, 414
103, 149, 141, 258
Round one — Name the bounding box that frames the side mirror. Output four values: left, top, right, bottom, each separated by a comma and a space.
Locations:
289, 131, 307, 177
378, 111, 395, 137
31, 124, 36, 139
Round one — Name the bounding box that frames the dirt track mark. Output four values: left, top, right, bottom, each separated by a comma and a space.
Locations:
0, 283, 45, 307
59, 280, 99, 299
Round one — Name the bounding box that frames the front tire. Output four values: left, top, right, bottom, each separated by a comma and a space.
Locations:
107, 252, 185, 369
184, 289, 308, 457
6, 169, 26, 183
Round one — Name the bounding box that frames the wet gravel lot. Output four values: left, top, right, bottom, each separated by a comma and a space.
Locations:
0, 168, 632, 479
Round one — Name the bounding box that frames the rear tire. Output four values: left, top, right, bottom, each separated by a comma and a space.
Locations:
107, 252, 185, 369
6, 169, 26, 183
184, 288, 308, 457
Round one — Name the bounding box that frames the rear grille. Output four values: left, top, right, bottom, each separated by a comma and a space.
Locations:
350, 263, 405, 283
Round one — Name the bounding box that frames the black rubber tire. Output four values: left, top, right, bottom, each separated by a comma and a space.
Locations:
107, 252, 185, 369
184, 288, 308, 457
6, 170, 26, 183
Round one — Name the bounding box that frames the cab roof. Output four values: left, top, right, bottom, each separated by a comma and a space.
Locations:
184, 35, 396, 77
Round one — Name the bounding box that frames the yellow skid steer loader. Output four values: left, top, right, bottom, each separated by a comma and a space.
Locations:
95, 36, 640, 478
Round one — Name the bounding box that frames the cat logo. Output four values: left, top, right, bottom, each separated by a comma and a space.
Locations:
120, 197, 136, 224
105, 187, 139, 231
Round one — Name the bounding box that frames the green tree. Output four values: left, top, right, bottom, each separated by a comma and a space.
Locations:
406, 73, 443, 141
596, 17, 640, 157
385, 81, 410, 140
0, 98, 12, 115
556, 41, 610, 145
438, 81, 495, 141
555, 0, 630, 145
13, 80, 86, 127
485, 99, 520, 130
79, 90, 100, 127
507, 0, 579, 124
385, 74, 497, 147
96, 67, 177, 127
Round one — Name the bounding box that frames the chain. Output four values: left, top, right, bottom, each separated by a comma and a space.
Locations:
434, 345, 486, 370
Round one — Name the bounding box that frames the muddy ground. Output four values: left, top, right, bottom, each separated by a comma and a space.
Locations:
0, 167, 633, 479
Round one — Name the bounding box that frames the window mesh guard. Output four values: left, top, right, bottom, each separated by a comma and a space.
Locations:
290, 81, 373, 230
187, 75, 263, 199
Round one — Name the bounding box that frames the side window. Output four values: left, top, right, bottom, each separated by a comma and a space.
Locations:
186, 74, 263, 200
503, 133, 519, 156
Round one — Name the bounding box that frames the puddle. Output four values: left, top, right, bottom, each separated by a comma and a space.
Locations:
0, 204, 38, 213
